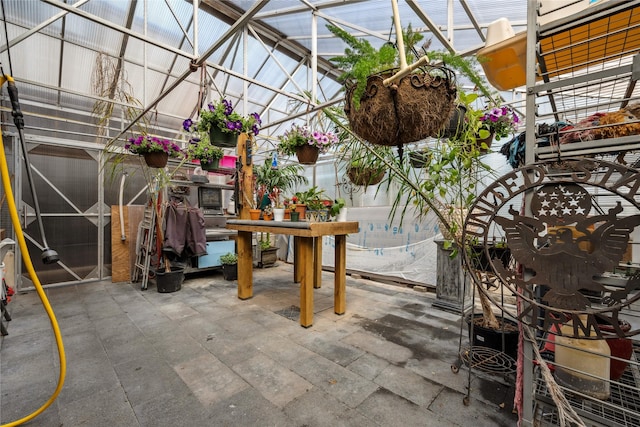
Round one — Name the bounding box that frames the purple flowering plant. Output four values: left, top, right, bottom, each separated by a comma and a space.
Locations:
125, 135, 183, 158
182, 98, 262, 136
277, 123, 339, 156
479, 105, 520, 140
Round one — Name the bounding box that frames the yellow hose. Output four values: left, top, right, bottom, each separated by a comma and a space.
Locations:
0, 76, 66, 426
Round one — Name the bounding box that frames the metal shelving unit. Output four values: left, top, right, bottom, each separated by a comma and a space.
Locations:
523, 1, 640, 425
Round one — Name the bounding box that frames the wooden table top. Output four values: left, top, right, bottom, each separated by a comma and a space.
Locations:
225, 220, 359, 237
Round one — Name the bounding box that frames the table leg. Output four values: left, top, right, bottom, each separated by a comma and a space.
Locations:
237, 230, 253, 300
313, 237, 322, 289
299, 237, 314, 327
334, 234, 346, 315
294, 237, 301, 283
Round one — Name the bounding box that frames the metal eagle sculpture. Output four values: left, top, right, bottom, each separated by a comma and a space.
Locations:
494, 183, 640, 310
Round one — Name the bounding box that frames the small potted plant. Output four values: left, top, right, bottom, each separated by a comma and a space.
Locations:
219, 252, 238, 281
258, 233, 277, 268
287, 202, 299, 222
262, 204, 274, 221
125, 135, 183, 168
278, 123, 338, 165
329, 197, 347, 222
185, 137, 224, 170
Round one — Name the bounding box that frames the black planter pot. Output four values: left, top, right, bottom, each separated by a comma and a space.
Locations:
469, 244, 511, 272
441, 104, 468, 139
222, 263, 238, 281
466, 313, 519, 360
155, 267, 184, 293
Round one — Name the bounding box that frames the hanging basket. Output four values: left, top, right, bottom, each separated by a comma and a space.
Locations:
200, 158, 220, 171
209, 127, 237, 148
295, 145, 320, 165
344, 66, 457, 147
474, 131, 495, 154
143, 152, 169, 168
347, 166, 385, 186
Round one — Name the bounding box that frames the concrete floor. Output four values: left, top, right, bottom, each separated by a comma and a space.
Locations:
1, 262, 518, 426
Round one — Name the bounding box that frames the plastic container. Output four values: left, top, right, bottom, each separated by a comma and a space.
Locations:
554, 315, 611, 400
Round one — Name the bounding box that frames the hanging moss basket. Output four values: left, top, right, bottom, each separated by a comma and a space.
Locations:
347, 166, 385, 186
344, 66, 457, 147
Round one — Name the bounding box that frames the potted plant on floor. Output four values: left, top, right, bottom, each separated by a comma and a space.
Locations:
220, 252, 238, 281
258, 234, 278, 268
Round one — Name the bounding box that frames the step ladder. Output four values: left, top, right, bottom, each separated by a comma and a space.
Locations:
133, 203, 157, 290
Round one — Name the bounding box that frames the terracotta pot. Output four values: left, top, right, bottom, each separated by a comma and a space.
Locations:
294, 204, 307, 219
143, 152, 168, 168
295, 145, 320, 165
263, 213, 273, 221
249, 209, 261, 220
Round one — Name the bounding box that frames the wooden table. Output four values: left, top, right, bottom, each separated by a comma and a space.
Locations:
225, 220, 359, 327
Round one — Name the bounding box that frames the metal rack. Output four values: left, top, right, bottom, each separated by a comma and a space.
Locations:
523, 1, 640, 425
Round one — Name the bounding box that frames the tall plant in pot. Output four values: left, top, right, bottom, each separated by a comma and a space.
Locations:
254, 157, 308, 212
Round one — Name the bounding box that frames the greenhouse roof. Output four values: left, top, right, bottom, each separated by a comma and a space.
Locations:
0, 0, 528, 150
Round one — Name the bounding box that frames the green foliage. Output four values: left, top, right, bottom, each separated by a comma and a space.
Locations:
185, 138, 223, 162
327, 24, 398, 110
329, 198, 346, 217
220, 252, 237, 265
254, 157, 308, 207
294, 186, 326, 209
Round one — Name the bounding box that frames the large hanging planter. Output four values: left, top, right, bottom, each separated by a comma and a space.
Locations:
143, 152, 169, 168
295, 145, 320, 165
209, 127, 237, 148
344, 66, 457, 147
347, 166, 385, 186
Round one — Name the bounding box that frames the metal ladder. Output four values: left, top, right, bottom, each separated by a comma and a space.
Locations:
133, 203, 156, 290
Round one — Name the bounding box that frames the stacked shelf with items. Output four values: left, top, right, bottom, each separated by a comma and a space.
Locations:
532, 0, 640, 166
522, 1, 640, 426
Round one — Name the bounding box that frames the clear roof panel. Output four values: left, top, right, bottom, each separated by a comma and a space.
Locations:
0, 0, 531, 148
